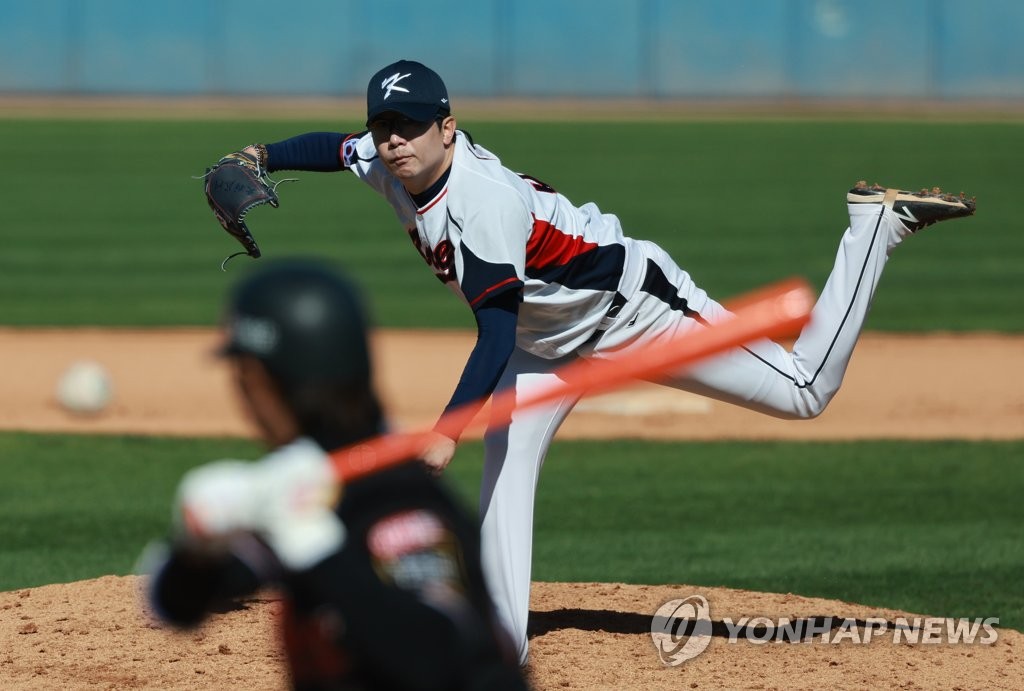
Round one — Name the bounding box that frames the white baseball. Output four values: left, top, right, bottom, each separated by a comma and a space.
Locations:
56, 360, 113, 415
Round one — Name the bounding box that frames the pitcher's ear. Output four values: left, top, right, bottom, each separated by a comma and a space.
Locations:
441, 115, 457, 145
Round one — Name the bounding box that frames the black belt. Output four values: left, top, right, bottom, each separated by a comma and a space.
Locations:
583, 291, 629, 346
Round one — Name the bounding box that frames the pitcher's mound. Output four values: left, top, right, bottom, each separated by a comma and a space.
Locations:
0, 577, 1019, 690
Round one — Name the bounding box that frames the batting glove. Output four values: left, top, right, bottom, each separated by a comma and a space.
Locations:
175, 441, 346, 571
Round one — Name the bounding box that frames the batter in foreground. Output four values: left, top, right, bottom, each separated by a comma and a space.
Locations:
147, 259, 529, 690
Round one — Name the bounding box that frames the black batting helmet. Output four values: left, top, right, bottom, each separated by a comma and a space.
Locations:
219, 258, 372, 392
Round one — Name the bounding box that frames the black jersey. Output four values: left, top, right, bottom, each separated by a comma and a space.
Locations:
152, 460, 528, 691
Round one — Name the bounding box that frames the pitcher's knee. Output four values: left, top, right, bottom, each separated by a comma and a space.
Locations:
791, 389, 835, 419
764, 387, 832, 420
793, 405, 824, 420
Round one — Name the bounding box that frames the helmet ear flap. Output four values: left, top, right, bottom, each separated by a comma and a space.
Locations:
219, 259, 374, 398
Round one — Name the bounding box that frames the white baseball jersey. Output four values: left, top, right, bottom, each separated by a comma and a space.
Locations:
343, 130, 657, 359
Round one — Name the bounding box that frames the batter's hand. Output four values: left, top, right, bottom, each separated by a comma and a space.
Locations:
421, 431, 457, 475
174, 446, 345, 570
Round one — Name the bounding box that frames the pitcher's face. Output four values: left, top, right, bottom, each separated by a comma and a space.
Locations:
370, 114, 457, 194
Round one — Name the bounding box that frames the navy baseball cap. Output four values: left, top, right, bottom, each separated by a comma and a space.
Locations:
366, 60, 450, 125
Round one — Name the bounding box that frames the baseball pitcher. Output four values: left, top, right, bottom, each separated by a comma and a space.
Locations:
203, 59, 976, 665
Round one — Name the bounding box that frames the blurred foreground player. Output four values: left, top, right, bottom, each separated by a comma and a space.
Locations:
146, 258, 528, 691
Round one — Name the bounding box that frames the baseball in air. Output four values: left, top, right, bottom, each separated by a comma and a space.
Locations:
56, 360, 113, 415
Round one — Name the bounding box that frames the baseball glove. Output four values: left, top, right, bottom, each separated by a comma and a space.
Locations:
203, 148, 290, 267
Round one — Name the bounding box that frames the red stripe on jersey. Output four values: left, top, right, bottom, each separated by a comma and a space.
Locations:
416, 187, 448, 214
526, 215, 598, 270
469, 276, 521, 308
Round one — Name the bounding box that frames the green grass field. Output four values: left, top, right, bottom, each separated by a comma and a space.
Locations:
2, 433, 1020, 629
1, 119, 1022, 330
1, 116, 1020, 636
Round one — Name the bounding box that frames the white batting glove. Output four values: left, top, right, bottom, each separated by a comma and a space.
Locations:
175, 441, 346, 571
175, 460, 259, 540
249, 447, 346, 570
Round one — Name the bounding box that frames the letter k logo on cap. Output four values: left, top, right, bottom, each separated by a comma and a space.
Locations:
381, 72, 412, 100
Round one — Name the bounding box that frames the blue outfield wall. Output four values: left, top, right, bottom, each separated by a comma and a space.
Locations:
0, 0, 1022, 100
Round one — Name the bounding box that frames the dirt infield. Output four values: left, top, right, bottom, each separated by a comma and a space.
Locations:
1, 328, 1022, 689
1, 578, 1020, 690
2, 328, 1021, 441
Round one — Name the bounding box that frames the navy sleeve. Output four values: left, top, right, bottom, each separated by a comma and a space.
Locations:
434, 291, 519, 440
265, 132, 348, 172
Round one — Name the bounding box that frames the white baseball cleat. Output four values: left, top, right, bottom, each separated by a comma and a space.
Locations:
847, 180, 976, 232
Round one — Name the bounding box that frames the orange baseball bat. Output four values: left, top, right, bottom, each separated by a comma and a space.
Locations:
332, 277, 815, 481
